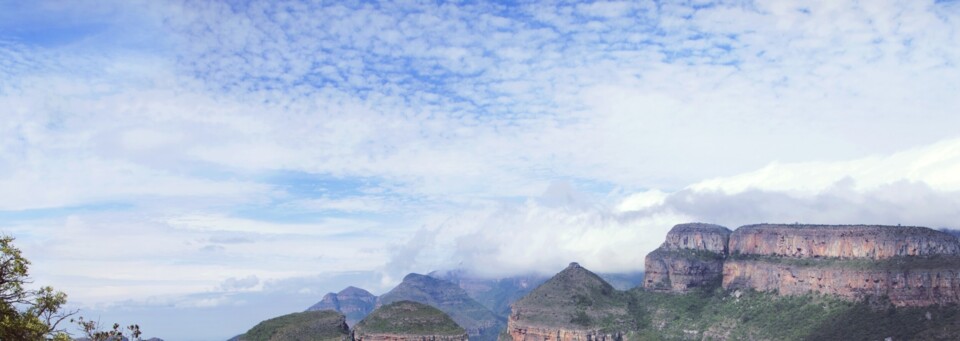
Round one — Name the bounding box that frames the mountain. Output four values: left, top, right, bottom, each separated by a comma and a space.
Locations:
377, 273, 505, 341
506, 262, 632, 341
231, 310, 349, 341
353, 301, 467, 341
429, 270, 547, 318
645, 223, 960, 306
306, 286, 377, 326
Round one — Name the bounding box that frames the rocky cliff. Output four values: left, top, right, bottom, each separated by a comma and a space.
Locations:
645, 223, 960, 306
378, 273, 504, 341
643, 223, 731, 293
308, 286, 377, 326
353, 301, 467, 341
506, 263, 631, 341
729, 224, 960, 259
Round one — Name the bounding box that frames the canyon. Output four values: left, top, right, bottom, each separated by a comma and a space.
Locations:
646, 223, 960, 306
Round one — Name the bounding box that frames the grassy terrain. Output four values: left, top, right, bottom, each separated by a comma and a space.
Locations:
627, 287, 960, 340
356, 301, 465, 336
239, 310, 348, 341
511, 264, 633, 331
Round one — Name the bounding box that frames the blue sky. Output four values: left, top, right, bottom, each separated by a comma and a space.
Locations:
3, 0, 960, 340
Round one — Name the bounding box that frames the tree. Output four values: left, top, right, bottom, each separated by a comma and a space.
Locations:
1, 235, 145, 341
1, 235, 74, 340
73, 316, 142, 341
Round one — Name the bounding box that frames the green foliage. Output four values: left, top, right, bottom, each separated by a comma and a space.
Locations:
356, 301, 465, 336
627, 287, 960, 340
729, 253, 960, 271
0, 235, 74, 340
73, 317, 143, 341
240, 310, 348, 341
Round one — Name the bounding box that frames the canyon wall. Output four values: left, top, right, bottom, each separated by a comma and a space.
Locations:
506, 323, 622, 341
644, 223, 731, 293
729, 224, 960, 259
645, 223, 960, 306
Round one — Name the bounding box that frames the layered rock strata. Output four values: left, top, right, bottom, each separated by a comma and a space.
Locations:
723, 259, 960, 306
729, 224, 960, 259
645, 223, 960, 306
644, 223, 731, 293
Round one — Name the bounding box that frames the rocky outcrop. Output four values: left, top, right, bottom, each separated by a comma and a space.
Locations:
307, 286, 377, 326
644, 223, 960, 306
662, 223, 731, 254
353, 301, 468, 341
729, 224, 960, 259
643, 223, 731, 293
507, 263, 631, 341
507, 325, 622, 341
723, 259, 960, 306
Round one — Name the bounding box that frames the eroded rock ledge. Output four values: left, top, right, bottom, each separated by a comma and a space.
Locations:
645, 223, 960, 306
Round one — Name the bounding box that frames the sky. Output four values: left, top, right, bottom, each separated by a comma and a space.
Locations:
2, 0, 960, 339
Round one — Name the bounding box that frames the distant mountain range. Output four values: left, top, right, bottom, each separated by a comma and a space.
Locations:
233, 222, 960, 340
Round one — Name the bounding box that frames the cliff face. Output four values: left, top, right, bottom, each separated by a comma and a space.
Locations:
729, 224, 960, 259
506, 325, 622, 341
644, 223, 960, 306
723, 259, 960, 306
643, 223, 731, 293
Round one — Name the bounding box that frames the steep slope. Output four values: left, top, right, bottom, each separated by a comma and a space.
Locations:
723, 224, 960, 306
306, 286, 376, 326
507, 263, 632, 341
378, 273, 505, 341
644, 223, 731, 293
429, 270, 547, 318
233, 310, 349, 341
353, 301, 467, 341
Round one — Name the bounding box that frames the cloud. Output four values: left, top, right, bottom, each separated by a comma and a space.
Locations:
3, 1, 960, 339
220, 275, 260, 292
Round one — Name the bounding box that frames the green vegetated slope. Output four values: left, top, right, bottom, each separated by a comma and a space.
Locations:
511, 262, 634, 331
355, 300, 465, 336
628, 288, 960, 340
378, 273, 504, 341
509, 262, 960, 340
237, 310, 349, 341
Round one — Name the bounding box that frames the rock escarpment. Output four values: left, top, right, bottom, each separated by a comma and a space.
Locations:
308, 286, 377, 326
729, 224, 960, 259
353, 301, 467, 341
643, 223, 731, 293
645, 223, 960, 306
378, 273, 504, 341
506, 263, 630, 341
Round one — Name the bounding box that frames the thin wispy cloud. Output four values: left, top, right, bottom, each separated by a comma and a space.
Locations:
1, 1, 960, 340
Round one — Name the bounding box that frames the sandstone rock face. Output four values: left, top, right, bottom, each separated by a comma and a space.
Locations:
729, 224, 960, 259
645, 223, 960, 306
643, 224, 731, 293
661, 223, 732, 254
506, 324, 622, 341
722, 259, 960, 306
353, 334, 467, 341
